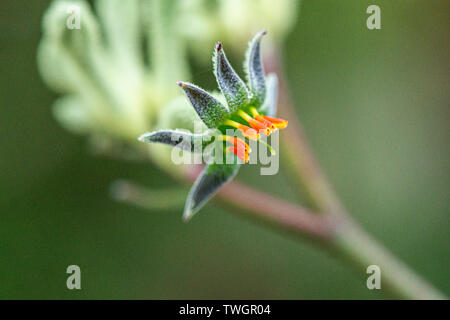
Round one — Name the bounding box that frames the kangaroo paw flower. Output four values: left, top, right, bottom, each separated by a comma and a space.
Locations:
139, 31, 289, 220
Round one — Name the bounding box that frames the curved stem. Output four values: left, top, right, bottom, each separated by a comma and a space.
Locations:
110, 179, 187, 210
184, 166, 335, 243
333, 220, 445, 300
263, 46, 446, 299
112, 159, 335, 243
264, 45, 346, 216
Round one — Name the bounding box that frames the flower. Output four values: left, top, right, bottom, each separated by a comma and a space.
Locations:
139, 31, 287, 220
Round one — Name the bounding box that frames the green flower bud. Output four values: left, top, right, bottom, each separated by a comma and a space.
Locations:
38, 0, 101, 93
52, 95, 92, 134
179, 0, 299, 57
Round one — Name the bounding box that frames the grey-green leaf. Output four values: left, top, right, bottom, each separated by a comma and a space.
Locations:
245, 30, 267, 107
138, 129, 213, 152
183, 163, 240, 221
177, 82, 229, 128
260, 73, 279, 117
213, 42, 250, 112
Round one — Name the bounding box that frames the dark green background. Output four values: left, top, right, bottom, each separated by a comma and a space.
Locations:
0, 0, 448, 299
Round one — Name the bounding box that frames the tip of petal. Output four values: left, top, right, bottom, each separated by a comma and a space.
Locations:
176, 81, 185, 88
137, 133, 149, 142
216, 42, 223, 51
182, 210, 193, 222
275, 120, 288, 129
258, 30, 267, 38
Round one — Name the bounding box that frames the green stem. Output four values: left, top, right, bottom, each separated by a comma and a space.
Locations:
184, 166, 335, 242
333, 221, 445, 299
264, 46, 446, 299
110, 179, 187, 211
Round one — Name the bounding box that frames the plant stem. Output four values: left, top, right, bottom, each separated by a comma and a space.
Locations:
263, 45, 446, 299
264, 46, 346, 216
333, 220, 445, 299
184, 166, 335, 243
110, 179, 187, 211
125, 42, 445, 300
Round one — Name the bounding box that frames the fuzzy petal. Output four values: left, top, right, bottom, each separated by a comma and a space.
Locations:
244, 30, 267, 107
183, 163, 240, 221
138, 129, 213, 153
177, 82, 229, 128
260, 73, 279, 117
213, 42, 250, 112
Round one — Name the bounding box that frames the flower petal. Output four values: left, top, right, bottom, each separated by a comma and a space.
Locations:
177, 82, 229, 128
183, 163, 240, 221
138, 129, 213, 153
244, 30, 267, 107
260, 73, 279, 117
213, 42, 250, 112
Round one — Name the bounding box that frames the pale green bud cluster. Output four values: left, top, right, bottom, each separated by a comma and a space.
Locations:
179, 0, 299, 56
38, 0, 298, 174
38, 0, 197, 144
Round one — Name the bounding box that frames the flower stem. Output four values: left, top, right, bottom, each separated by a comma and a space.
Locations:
264, 45, 346, 215
185, 166, 335, 242
263, 45, 446, 299
333, 220, 446, 299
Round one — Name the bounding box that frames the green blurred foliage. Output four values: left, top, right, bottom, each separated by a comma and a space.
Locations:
0, 0, 448, 299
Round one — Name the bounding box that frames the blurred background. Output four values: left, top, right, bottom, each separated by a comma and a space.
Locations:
0, 0, 448, 299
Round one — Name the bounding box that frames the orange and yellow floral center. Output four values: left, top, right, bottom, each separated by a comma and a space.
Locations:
220, 108, 287, 163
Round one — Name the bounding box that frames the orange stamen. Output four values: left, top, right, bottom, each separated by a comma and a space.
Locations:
224, 119, 260, 140
261, 115, 288, 129
221, 135, 250, 153
255, 115, 276, 131
226, 146, 249, 163
247, 118, 271, 136
237, 110, 271, 136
